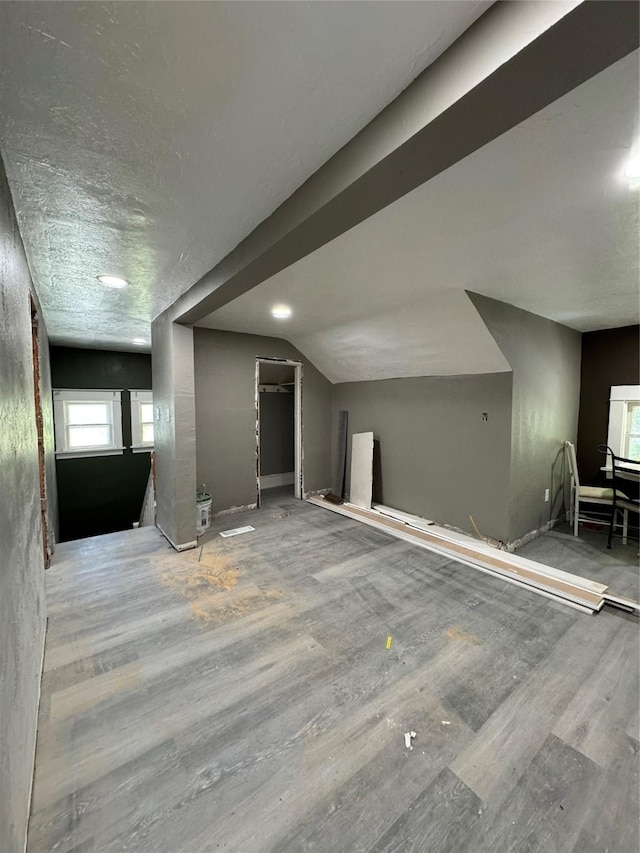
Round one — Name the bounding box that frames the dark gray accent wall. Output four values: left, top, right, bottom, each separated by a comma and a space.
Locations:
0, 156, 50, 852
50, 346, 152, 542
194, 329, 331, 513
470, 293, 581, 542
259, 392, 294, 476
332, 373, 512, 541
577, 325, 640, 483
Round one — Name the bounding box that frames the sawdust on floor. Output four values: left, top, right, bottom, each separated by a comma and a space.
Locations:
184, 553, 240, 592
444, 626, 481, 645
155, 541, 283, 626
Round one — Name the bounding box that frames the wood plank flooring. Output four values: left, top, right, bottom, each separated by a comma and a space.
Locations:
28, 491, 639, 852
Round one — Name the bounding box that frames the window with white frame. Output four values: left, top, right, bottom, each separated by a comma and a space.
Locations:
607, 386, 640, 464
53, 390, 123, 458
624, 400, 640, 460
130, 390, 154, 451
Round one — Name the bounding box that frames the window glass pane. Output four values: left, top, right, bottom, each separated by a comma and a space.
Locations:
68, 425, 111, 448
67, 403, 109, 425
628, 436, 640, 461
629, 403, 640, 434
140, 403, 154, 423
142, 423, 154, 444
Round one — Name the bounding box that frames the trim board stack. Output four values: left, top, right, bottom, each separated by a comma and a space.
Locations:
307, 498, 638, 615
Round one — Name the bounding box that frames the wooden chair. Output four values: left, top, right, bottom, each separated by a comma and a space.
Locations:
565, 441, 628, 538
598, 445, 640, 549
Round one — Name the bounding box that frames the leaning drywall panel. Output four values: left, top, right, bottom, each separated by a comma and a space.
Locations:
350, 432, 374, 509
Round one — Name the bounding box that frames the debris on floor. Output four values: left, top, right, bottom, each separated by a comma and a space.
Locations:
444, 625, 481, 645
269, 510, 289, 520
155, 545, 242, 623
154, 538, 287, 626
385, 635, 393, 649
441, 720, 451, 726
219, 525, 255, 538
404, 731, 416, 749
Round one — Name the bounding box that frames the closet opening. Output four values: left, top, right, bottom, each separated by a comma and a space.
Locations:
255, 358, 303, 507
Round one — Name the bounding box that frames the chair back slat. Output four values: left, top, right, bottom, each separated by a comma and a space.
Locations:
565, 441, 580, 488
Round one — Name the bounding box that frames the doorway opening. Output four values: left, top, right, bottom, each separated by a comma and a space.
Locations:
30, 297, 51, 568
255, 358, 303, 507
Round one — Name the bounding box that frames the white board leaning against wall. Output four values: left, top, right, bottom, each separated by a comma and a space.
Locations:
350, 432, 374, 509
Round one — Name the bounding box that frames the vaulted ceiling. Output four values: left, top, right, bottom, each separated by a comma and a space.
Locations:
198, 50, 640, 382
0, 0, 492, 350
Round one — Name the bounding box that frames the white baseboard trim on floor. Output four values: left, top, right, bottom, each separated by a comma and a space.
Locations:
373, 503, 434, 532
260, 472, 294, 489
308, 497, 610, 614
25, 615, 47, 853
156, 523, 197, 552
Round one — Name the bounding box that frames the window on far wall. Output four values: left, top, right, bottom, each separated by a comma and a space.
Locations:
53, 390, 123, 458
625, 401, 640, 460
130, 390, 154, 451
607, 386, 640, 463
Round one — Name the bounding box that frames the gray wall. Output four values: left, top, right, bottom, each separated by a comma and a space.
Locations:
151, 315, 197, 548
470, 293, 581, 542
0, 156, 52, 851
194, 329, 331, 513
259, 392, 294, 476
332, 373, 512, 541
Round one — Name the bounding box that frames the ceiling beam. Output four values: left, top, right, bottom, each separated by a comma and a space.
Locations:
170, 0, 639, 327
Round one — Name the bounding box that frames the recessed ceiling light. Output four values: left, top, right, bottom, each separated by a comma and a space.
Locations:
97, 274, 128, 289
132, 338, 147, 346
271, 305, 292, 319
624, 154, 640, 180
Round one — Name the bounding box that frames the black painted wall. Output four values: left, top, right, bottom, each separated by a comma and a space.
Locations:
50, 346, 152, 542
577, 325, 640, 484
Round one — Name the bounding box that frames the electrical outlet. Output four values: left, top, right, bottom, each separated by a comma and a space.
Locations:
544, 488, 550, 502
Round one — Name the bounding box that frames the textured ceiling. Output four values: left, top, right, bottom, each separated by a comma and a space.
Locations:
0, 0, 491, 350
198, 51, 640, 383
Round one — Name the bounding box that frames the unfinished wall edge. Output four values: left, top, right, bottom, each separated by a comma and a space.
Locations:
507, 515, 566, 553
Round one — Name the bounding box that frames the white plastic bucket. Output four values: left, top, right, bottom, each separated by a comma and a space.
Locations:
196, 493, 212, 535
